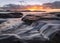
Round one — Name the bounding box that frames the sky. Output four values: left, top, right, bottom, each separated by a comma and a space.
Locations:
0, 0, 60, 6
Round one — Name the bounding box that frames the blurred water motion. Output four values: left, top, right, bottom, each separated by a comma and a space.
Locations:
0, 12, 60, 43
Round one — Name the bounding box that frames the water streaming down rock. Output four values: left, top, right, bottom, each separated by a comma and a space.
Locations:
0, 18, 60, 39
0, 12, 60, 43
